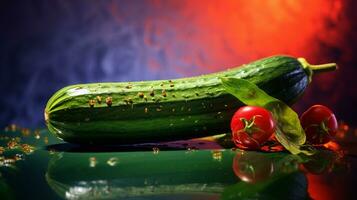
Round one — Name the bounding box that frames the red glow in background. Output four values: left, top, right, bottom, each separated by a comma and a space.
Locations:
1, 0, 356, 127
1, 1, 357, 199
113, 0, 356, 122
138, 0, 353, 116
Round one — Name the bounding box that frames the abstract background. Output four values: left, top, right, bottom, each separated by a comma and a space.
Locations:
1, 0, 356, 129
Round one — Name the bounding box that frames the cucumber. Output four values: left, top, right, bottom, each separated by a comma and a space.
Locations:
46, 150, 305, 199
45, 55, 336, 144
46, 150, 237, 199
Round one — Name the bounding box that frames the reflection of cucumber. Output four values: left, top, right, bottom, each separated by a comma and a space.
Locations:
46, 150, 237, 199
222, 172, 309, 200
0, 178, 15, 200
45, 56, 336, 144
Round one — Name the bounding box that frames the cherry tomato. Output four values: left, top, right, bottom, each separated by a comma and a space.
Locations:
300, 105, 338, 144
230, 106, 276, 150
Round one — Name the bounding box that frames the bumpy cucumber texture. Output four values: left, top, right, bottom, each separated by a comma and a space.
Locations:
45, 55, 336, 144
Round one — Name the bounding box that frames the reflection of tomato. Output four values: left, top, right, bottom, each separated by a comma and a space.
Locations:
232, 152, 274, 183
300, 161, 333, 175
230, 106, 276, 150
300, 150, 337, 175
300, 105, 338, 144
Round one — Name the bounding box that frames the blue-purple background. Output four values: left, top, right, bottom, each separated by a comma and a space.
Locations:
1, 0, 356, 128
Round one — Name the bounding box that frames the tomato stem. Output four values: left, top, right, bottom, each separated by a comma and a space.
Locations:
240, 116, 263, 135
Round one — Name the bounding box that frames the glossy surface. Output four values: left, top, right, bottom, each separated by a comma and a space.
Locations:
301, 105, 338, 144
1, 127, 356, 200
45, 56, 312, 144
231, 106, 275, 149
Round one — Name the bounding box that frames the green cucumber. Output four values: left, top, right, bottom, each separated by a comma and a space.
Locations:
45, 55, 337, 144
46, 150, 306, 199
46, 150, 237, 199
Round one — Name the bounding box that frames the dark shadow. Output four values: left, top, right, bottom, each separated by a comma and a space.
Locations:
45, 139, 221, 153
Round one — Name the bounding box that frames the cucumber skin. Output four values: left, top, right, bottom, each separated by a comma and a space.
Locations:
47, 150, 237, 198
45, 55, 309, 144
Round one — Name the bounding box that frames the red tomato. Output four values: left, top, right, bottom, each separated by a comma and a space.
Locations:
230, 106, 276, 150
300, 105, 338, 144
232, 152, 274, 183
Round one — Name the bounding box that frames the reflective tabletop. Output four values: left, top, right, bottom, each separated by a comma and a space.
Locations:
0, 126, 356, 200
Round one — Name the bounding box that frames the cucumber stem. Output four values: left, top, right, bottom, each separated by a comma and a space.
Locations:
308, 63, 338, 73
297, 57, 338, 83
298, 57, 338, 73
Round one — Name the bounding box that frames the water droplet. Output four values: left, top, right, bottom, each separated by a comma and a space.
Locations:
138, 92, 144, 98
186, 147, 197, 152
106, 97, 113, 107
152, 147, 160, 154
128, 98, 133, 104
21, 144, 34, 154
21, 128, 30, 136
107, 157, 118, 166
4, 158, 16, 166
212, 150, 222, 161
88, 99, 96, 107
125, 84, 132, 89
162, 89, 167, 97
89, 157, 97, 167
44, 136, 49, 144
14, 153, 24, 161
96, 96, 102, 104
